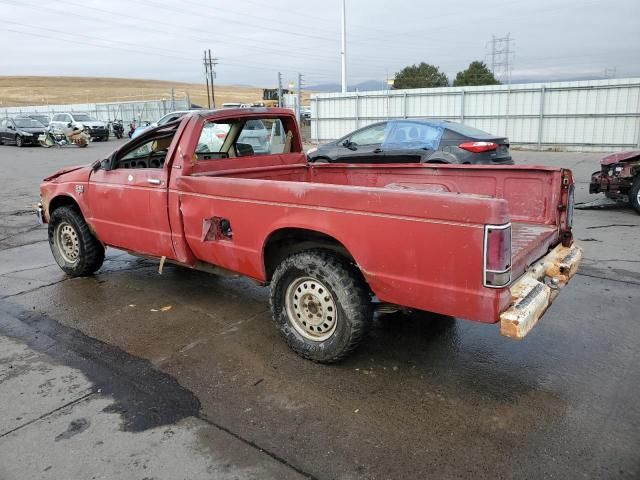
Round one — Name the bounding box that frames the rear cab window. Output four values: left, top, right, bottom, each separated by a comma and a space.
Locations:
194, 116, 290, 161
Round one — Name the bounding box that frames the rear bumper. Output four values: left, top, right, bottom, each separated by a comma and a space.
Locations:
88, 130, 109, 139
500, 242, 583, 339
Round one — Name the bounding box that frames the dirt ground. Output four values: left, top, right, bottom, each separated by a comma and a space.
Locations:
0, 141, 639, 479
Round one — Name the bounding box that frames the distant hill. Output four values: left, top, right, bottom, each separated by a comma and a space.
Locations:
0, 76, 309, 108
307, 80, 389, 92
308, 74, 613, 93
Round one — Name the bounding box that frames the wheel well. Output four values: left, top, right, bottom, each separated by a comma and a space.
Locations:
263, 228, 354, 280
48, 195, 79, 216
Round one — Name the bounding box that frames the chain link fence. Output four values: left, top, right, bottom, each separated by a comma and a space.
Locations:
0, 99, 191, 124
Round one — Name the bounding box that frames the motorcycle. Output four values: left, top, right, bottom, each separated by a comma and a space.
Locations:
38, 123, 89, 148
110, 120, 124, 139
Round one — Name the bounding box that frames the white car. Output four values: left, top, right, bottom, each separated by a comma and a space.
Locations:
131, 110, 197, 139
50, 112, 109, 141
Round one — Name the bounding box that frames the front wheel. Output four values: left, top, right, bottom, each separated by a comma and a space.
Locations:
48, 206, 105, 276
629, 176, 640, 214
15, 135, 23, 147
270, 249, 372, 363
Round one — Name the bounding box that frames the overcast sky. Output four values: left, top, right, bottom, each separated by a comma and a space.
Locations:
1, 0, 639, 88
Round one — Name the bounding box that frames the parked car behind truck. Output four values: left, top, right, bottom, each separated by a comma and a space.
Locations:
49, 112, 109, 141
38, 108, 582, 363
0, 117, 46, 147
308, 119, 512, 165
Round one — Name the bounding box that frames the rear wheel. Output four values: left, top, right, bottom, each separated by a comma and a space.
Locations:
48, 206, 105, 276
630, 176, 640, 214
310, 156, 331, 164
270, 249, 372, 363
15, 135, 23, 147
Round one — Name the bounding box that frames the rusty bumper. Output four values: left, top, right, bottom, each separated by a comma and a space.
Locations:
500, 242, 583, 340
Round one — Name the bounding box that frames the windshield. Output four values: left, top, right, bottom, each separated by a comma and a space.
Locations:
72, 114, 95, 122
15, 118, 44, 128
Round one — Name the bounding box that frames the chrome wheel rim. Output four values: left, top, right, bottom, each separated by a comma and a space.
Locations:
285, 276, 338, 341
55, 222, 80, 263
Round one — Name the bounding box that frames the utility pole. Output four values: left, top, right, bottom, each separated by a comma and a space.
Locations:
277, 71, 283, 107
488, 33, 514, 84
341, 0, 347, 93
297, 73, 303, 122
203, 50, 211, 108
203, 49, 219, 108
208, 49, 218, 108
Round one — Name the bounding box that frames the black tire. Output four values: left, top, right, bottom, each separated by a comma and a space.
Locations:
15, 135, 23, 147
270, 249, 372, 363
630, 176, 640, 214
48, 206, 105, 276
310, 156, 331, 164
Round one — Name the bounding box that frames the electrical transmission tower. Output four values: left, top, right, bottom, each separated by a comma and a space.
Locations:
488, 33, 514, 84
203, 49, 219, 108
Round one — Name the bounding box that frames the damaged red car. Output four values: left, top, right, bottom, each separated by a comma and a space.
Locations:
590, 150, 640, 213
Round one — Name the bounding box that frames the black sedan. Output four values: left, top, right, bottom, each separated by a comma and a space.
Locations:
307, 119, 512, 165
0, 117, 46, 147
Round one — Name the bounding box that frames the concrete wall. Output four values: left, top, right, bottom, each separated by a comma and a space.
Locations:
310, 78, 640, 152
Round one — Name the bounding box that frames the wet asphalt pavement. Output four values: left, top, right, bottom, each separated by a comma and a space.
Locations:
0, 141, 639, 479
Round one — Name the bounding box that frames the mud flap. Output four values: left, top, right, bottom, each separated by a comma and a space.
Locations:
500, 242, 583, 339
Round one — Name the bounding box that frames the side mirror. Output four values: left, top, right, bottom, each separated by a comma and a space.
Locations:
7, 124, 14, 130
67, 122, 72, 128
92, 157, 112, 172
343, 140, 357, 150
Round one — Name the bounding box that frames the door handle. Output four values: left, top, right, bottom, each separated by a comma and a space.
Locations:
373, 148, 383, 153
147, 178, 161, 185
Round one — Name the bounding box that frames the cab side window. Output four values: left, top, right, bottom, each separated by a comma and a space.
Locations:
194, 118, 290, 160
114, 134, 175, 169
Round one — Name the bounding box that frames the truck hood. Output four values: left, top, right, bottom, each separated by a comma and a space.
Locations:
43, 165, 90, 182
601, 150, 640, 166
83, 121, 106, 128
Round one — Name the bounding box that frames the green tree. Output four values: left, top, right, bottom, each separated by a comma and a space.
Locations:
393, 63, 449, 89
453, 61, 501, 86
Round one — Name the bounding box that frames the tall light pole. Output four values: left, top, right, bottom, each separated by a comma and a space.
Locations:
341, 0, 347, 93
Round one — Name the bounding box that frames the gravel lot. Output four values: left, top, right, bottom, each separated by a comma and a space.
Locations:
0, 140, 638, 479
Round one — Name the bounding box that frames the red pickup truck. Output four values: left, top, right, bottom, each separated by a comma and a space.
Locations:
39, 108, 582, 362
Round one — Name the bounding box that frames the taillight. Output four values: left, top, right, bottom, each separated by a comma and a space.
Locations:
484, 224, 512, 288
459, 141, 498, 153
566, 184, 575, 228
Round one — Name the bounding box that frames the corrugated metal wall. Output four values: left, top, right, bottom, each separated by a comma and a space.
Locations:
0, 99, 190, 125
311, 78, 640, 152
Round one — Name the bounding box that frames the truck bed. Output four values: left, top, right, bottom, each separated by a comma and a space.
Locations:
191, 162, 563, 278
